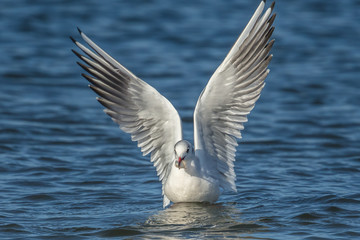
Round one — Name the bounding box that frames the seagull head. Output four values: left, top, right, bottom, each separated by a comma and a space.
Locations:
174, 140, 192, 169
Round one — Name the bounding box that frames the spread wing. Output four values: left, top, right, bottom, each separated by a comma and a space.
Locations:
194, 1, 276, 191
71, 29, 182, 207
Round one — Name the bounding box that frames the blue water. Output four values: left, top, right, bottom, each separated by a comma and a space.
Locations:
1, 0, 360, 239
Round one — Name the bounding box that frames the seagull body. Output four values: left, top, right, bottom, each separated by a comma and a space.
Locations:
71, 0, 276, 208
165, 141, 220, 203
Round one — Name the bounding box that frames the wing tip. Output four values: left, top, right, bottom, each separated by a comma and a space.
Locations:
259, 0, 266, 10
72, 49, 82, 59
264, 39, 275, 52
265, 54, 273, 63
76, 61, 89, 72
69, 36, 77, 44
82, 73, 95, 84
77, 27, 82, 35
266, 26, 275, 39
270, 1, 275, 11
268, 13, 277, 25
77, 27, 89, 42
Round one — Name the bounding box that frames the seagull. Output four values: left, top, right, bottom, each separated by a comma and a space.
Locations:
71, 0, 276, 208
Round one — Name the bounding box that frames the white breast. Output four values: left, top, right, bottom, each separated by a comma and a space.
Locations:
164, 163, 220, 203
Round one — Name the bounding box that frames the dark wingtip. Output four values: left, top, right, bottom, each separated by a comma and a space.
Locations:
272, 13, 277, 19
81, 73, 94, 83
265, 39, 275, 49
267, 26, 275, 38
265, 53, 273, 62
89, 84, 100, 95
270, 1, 275, 10
268, 13, 276, 25
69, 36, 77, 44
77, 27, 82, 35
76, 61, 87, 71
71, 49, 82, 59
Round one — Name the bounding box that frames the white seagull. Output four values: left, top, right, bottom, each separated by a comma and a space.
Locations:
71, 0, 276, 208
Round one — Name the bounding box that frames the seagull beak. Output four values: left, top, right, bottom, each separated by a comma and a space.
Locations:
178, 157, 182, 169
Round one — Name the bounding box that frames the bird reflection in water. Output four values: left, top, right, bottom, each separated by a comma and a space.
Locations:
143, 202, 265, 238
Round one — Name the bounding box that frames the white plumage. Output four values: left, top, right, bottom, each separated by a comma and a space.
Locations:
71, 0, 276, 208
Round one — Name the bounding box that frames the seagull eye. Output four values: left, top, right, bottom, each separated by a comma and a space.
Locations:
186, 148, 189, 153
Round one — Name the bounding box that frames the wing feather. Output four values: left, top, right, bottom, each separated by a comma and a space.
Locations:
194, 1, 275, 191
71, 30, 182, 207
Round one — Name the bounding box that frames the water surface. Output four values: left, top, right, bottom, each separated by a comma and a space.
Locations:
1, 0, 360, 239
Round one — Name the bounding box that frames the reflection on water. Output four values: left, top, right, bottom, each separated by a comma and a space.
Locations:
142, 203, 265, 239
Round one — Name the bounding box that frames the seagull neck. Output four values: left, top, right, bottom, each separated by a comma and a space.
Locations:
181, 154, 202, 176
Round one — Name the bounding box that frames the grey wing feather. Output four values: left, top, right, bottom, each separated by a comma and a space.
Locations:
71, 30, 182, 207
194, 1, 276, 191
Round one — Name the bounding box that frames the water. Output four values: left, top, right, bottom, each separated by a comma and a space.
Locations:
1, 0, 360, 239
